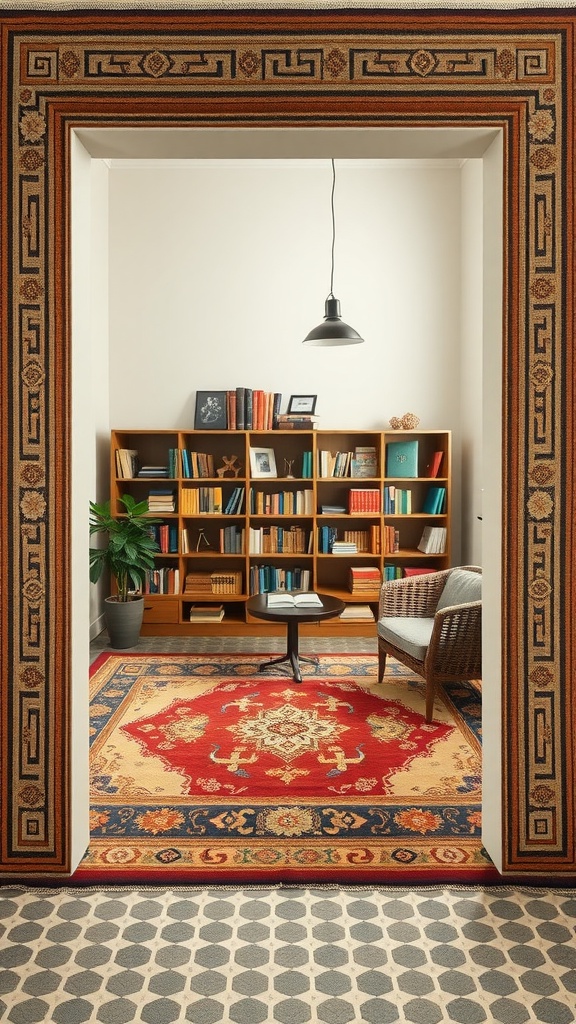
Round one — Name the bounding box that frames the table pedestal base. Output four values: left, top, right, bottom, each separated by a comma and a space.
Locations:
258, 619, 318, 683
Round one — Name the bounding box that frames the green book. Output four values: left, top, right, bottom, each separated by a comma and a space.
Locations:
386, 439, 419, 478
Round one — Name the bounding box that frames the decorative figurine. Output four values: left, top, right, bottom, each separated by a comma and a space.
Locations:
283, 458, 295, 478
196, 529, 211, 551
217, 454, 242, 478
389, 413, 420, 430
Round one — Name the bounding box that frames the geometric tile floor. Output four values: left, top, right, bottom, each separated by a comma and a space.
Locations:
89, 631, 378, 661
1, 885, 576, 1024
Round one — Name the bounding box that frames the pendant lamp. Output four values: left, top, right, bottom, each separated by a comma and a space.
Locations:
303, 159, 364, 347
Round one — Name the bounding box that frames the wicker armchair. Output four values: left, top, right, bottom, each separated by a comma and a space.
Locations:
377, 566, 482, 722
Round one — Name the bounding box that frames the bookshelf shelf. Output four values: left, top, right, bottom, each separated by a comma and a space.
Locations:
110, 427, 451, 636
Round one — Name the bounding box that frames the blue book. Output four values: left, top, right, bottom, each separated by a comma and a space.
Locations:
423, 486, 446, 514
386, 440, 418, 478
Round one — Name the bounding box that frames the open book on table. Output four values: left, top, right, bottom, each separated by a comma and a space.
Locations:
267, 592, 323, 608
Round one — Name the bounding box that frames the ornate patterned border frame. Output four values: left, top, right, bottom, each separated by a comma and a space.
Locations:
0, 9, 574, 876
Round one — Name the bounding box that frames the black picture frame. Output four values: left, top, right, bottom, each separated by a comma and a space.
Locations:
287, 394, 317, 415
194, 391, 228, 430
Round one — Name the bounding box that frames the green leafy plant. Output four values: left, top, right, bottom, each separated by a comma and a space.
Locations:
89, 494, 160, 602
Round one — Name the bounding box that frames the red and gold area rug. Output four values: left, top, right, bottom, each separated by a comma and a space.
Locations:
75, 654, 497, 884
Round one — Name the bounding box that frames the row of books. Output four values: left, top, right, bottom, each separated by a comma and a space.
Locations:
147, 484, 445, 518
382, 526, 400, 554
249, 565, 311, 595
386, 441, 444, 479
224, 486, 245, 515
220, 526, 245, 554
180, 486, 224, 515
184, 571, 243, 595
249, 488, 314, 516
149, 523, 178, 554
422, 486, 447, 514
116, 441, 445, 481
145, 563, 441, 599
181, 450, 216, 478
384, 487, 412, 515
249, 525, 310, 555
384, 484, 445, 515
417, 526, 447, 553
143, 567, 180, 594
317, 526, 379, 555
227, 389, 282, 431
349, 488, 381, 513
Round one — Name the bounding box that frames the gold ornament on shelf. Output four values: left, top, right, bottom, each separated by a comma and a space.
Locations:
216, 455, 242, 478
389, 413, 420, 430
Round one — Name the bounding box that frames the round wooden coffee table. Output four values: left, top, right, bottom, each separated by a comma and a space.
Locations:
246, 592, 345, 682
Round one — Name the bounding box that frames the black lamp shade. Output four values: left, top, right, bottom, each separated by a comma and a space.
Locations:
302, 296, 364, 347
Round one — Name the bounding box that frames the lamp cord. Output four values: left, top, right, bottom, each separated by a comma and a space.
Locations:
329, 157, 336, 298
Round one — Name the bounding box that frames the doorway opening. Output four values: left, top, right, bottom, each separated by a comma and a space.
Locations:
72, 126, 502, 872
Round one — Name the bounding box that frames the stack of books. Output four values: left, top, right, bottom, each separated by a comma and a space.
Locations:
349, 566, 381, 594
331, 540, 358, 554
317, 449, 352, 476
184, 571, 243, 595
147, 488, 176, 512
343, 529, 370, 552
138, 465, 169, 478
339, 603, 376, 622
189, 603, 225, 622
276, 413, 319, 430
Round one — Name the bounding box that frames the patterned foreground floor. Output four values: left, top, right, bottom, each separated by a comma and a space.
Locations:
1, 885, 575, 1024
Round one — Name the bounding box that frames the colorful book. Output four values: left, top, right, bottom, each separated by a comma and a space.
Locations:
426, 450, 444, 478
386, 439, 419, 478
422, 486, 446, 514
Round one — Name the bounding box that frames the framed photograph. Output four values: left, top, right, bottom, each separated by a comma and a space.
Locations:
194, 391, 228, 430
287, 394, 317, 415
249, 446, 277, 478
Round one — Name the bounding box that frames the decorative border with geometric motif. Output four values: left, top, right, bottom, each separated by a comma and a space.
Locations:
0, 9, 574, 875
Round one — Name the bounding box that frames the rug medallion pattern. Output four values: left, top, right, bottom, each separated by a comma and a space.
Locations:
77, 654, 493, 883
1, 9, 575, 877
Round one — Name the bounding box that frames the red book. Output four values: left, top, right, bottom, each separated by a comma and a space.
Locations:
427, 451, 444, 478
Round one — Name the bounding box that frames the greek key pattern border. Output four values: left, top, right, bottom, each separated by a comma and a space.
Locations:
2, 15, 573, 873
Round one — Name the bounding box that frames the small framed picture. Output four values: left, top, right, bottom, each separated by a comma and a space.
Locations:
287, 394, 317, 415
250, 446, 277, 478
194, 391, 228, 430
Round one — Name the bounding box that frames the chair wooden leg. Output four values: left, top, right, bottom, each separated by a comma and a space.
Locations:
377, 644, 387, 683
425, 680, 435, 722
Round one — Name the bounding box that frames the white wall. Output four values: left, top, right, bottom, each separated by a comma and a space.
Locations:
460, 160, 484, 566
107, 161, 464, 435
480, 134, 504, 873
71, 138, 110, 869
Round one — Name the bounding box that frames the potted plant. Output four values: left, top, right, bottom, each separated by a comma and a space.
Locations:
89, 494, 160, 649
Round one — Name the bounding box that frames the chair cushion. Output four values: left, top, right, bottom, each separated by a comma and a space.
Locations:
436, 568, 481, 611
377, 616, 435, 662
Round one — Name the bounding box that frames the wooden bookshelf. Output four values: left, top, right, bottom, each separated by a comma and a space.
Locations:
109, 428, 451, 636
